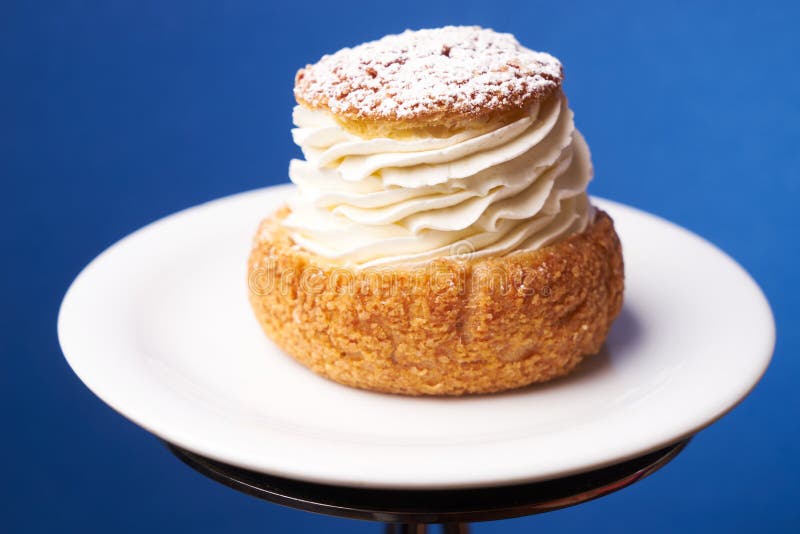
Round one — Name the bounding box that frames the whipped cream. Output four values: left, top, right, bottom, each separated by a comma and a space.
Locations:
283, 91, 595, 268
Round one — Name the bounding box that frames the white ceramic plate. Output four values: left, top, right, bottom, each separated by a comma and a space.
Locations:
58, 185, 775, 489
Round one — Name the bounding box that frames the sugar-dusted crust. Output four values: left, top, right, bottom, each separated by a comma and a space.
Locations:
247, 207, 624, 396
294, 26, 563, 136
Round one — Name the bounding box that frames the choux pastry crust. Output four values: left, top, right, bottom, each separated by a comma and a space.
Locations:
248, 206, 624, 396
294, 26, 564, 138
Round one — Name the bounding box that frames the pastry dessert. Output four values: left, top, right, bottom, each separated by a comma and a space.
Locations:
248, 26, 624, 395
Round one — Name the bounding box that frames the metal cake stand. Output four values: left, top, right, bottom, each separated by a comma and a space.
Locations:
166, 438, 690, 533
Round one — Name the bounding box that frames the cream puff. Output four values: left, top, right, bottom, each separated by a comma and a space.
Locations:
248, 26, 624, 395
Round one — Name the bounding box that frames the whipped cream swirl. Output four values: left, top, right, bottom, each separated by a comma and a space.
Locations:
283, 92, 595, 268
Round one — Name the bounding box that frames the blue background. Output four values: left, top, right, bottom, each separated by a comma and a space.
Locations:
2, 1, 798, 532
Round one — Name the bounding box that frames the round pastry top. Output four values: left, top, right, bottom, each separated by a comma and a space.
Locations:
293, 26, 564, 128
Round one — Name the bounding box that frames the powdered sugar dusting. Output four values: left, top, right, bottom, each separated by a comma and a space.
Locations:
294, 26, 563, 122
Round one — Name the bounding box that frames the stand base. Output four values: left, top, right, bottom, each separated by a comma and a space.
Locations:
386, 523, 469, 533
166, 438, 689, 529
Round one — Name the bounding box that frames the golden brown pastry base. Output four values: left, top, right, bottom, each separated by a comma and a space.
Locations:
248, 207, 624, 396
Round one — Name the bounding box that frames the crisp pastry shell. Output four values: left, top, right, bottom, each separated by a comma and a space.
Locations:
248, 206, 624, 396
